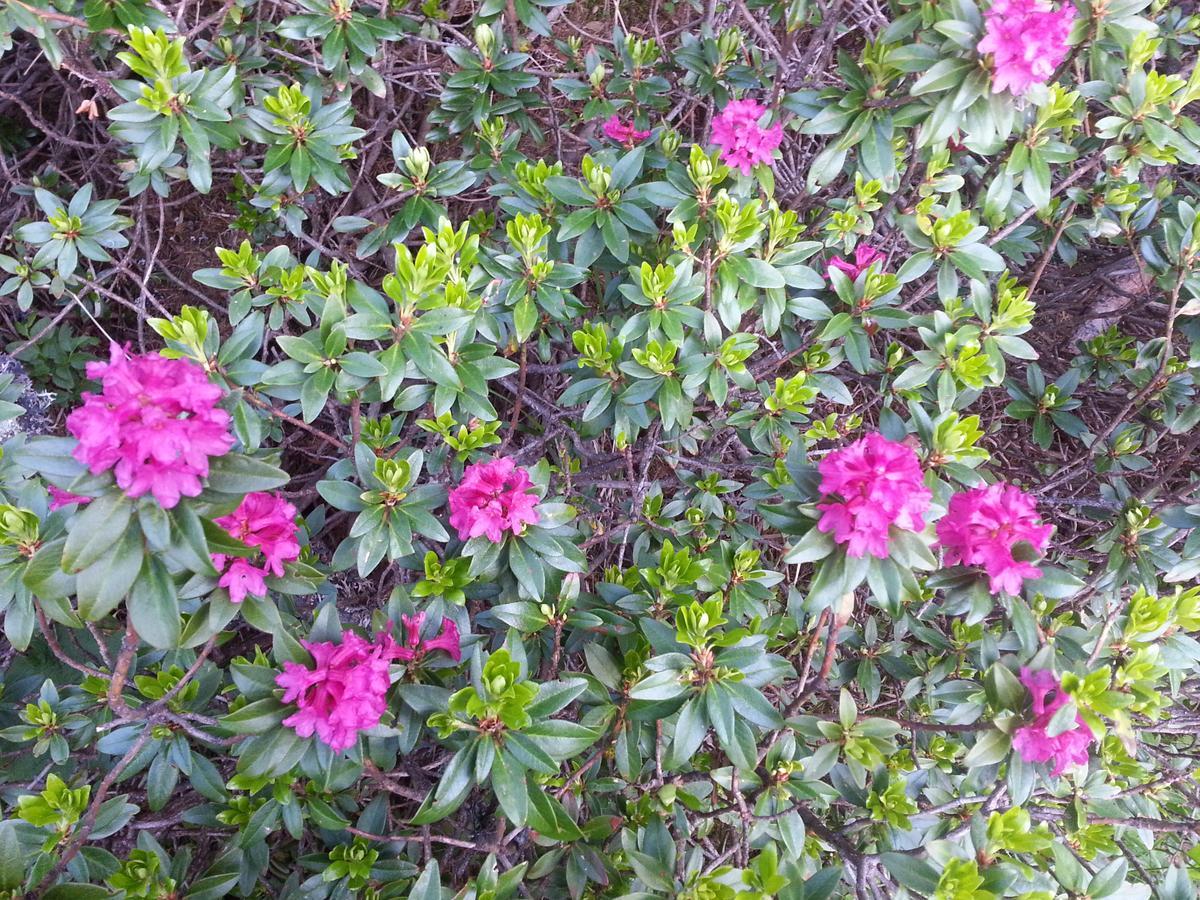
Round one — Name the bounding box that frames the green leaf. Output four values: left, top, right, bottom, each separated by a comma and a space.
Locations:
910, 58, 974, 95
306, 796, 351, 829
629, 669, 688, 701
513, 294, 538, 343
128, 557, 181, 649
0, 820, 22, 889
522, 720, 599, 759
526, 679, 587, 718
76, 525, 145, 621
878, 853, 940, 893
220, 697, 289, 734
507, 540, 544, 600
783, 526, 835, 564
526, 786, 584, 842
668, 698, 708, 768
62, 493, 133, 572
491, 750, 528, 826
43, 886, 112, 900
205, 454, 290, 494
984, 662, 1025, 711
731, 256, 785, 289
408, 860, 442, 900
23, 539, 77, 604
963, 729, 1012, 768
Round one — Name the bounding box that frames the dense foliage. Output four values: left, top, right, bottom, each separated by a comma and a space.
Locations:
1, 0, 1200, 896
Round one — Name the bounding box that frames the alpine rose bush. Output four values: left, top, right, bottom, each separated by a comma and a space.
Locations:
709, 99, 783, 175
936, 483, 1053, 595
1012, 668, 1096, 776
448, 457, 540, 543
65, 343, 233, 508
978, 0, 1075, 96
4, 0, 1200, 895
816, 433, 932, 558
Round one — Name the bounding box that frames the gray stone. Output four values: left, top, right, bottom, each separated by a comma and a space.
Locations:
0, 355, 55, 445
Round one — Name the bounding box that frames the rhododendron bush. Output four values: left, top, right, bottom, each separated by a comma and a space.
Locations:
2, 0, 1200, 896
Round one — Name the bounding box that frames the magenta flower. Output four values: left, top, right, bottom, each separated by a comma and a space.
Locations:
218, 558, 269, 605
827, 245, 886, 282
935, 483, 1052, 596
1012, 668, 1095, 776
47, 485, 92, 511
602, 115, 650, 146
816, 433, 932, 559
709, 99, 783, 175
978, 0, 1075, 97
275, 632, 396, 752
448, 458, 540, 543
392, 612, 462, 663
66, 343, 233, 509
212, 491, 301, 603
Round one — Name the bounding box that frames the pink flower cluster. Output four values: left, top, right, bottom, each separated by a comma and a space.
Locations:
212, 491, 301, 603
66, 343, 233, 509
709, 99, 783, 175
392, 612, 462, 663
276, 632, 396, 752
602, 115, 650, 145
936, 483, 1052, 595
827, 245, 886, 282
816, 433, 932, 559
449, 458, 540, 543
978, 0, 1075, 96
276, 617, 462, 751
1012, 668, 1095, 776
47, 486, 92, 511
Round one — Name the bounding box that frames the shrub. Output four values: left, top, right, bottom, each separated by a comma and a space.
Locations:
0, 0, 1199, 896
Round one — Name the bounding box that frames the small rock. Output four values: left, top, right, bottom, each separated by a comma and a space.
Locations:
0, 355, 55, 445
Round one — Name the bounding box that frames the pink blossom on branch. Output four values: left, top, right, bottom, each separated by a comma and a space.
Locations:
709, 99, 784, 175
602, 115, 650, 145
66, 343, 234, 509
978, 0, 1075, 97
212, 491, 301, 603
276, 632, 397, 752
47, 485, 92, 511
816, 433, 932, 559
218, 559, 269, 605
827, 245, 886, 282
448, 458, 540, 543
392, 612, 462, 663
1012, 668, 1095, 776
935, 483, 1052, 595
